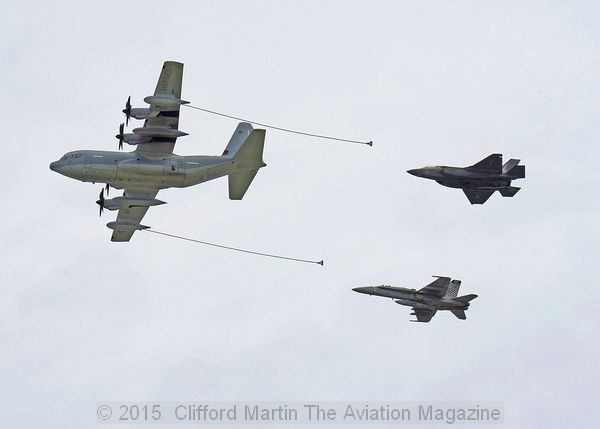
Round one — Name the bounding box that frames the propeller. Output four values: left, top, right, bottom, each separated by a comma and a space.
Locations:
115, 123, 124, 150
122, 96, 132, 126
105, 183, 110, 196
96, 188, 105, 217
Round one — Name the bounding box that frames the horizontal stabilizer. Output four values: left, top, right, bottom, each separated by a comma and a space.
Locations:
451, 310, 467, 320
463, 189, 495, 204
499, 187, 520, 197
455, 294, 478, 303
469, 154, 502, 172
506, 165, 525, 179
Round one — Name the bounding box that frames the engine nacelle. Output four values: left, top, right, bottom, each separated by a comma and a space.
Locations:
130, 107, 153, 120
122, 133, 151, 145
103, 196, 167, 211
143, 95, 189, 109
132, 127, 188, 139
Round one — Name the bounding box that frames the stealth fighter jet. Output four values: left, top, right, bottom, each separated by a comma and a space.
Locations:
353, 277, 477, 322
407, 154, 525, 204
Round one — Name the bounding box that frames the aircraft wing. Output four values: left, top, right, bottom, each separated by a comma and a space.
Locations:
411, 307, 437, 323
418, 276, 451, 297
110, 188, 159, 242
463, 189, 495, 204
136, 61, 186, 158
468, 153, 502, 172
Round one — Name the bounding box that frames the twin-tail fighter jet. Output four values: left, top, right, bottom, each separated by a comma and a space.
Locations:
353, 277, 477, 322
50, 61, 266, 241
407, 154, 525, 204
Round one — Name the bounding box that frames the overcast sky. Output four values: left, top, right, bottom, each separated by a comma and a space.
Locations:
1, 1, 599, 428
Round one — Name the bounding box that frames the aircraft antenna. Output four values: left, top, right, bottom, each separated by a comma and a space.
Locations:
183, 104, 372, 146
143, 229, 324, 266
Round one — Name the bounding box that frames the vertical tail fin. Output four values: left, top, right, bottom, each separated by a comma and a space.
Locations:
502, 159, 519, 174
224, 123, 267, 200
445, 280, 461, 297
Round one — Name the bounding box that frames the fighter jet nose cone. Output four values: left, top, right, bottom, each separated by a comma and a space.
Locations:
407, 169, 419, 176
352, 287, 374, 295
49, 161, 57, 171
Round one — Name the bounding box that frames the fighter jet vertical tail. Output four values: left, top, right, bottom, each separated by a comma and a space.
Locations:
502, 159, 519, 173
445, 280, 461, 297
225, 122, 267, 200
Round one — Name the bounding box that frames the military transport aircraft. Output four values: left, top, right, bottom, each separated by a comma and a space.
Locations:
407, 154, 525, 204
50, 61, 266, 242
353, 277, 477, 322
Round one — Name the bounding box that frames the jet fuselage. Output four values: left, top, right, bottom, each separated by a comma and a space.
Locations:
352, 285, 470, 310
407, 166, 512, 190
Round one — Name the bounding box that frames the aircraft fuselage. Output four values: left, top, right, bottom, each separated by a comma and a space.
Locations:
407, 166, 512, 190
49, 149, 239, 190
352, 286, 470, 310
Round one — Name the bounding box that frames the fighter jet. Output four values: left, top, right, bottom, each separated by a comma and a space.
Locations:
50, 61, 266, 241
407, 154, 525, 204
353, 277, 477, 322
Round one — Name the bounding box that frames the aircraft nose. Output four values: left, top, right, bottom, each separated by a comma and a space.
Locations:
407, 169, 422, 177
352, 287, 374, 295
49, 161, 57, 171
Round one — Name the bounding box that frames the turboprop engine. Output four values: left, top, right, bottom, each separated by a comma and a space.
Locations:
132, 127, 188, 138
122, 133, 151, 145
97, 193, 167, 213
143, 94, 189, 109
129, 107, 153, 120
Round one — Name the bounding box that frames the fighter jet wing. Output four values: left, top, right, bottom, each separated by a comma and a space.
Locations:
463, 189, 495, 204
136, 61, 186, 158
110, 188, 159, 242
468, 154, 502, 172
411, 307, 437, 323
418, 276, 451, 297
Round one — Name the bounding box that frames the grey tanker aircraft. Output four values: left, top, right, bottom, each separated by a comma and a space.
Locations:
407, 154, 525, 204
353, 276, 477, 322
50, 61, 266, 242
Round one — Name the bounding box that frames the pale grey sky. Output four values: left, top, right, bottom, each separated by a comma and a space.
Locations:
1, 1, 599, 428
